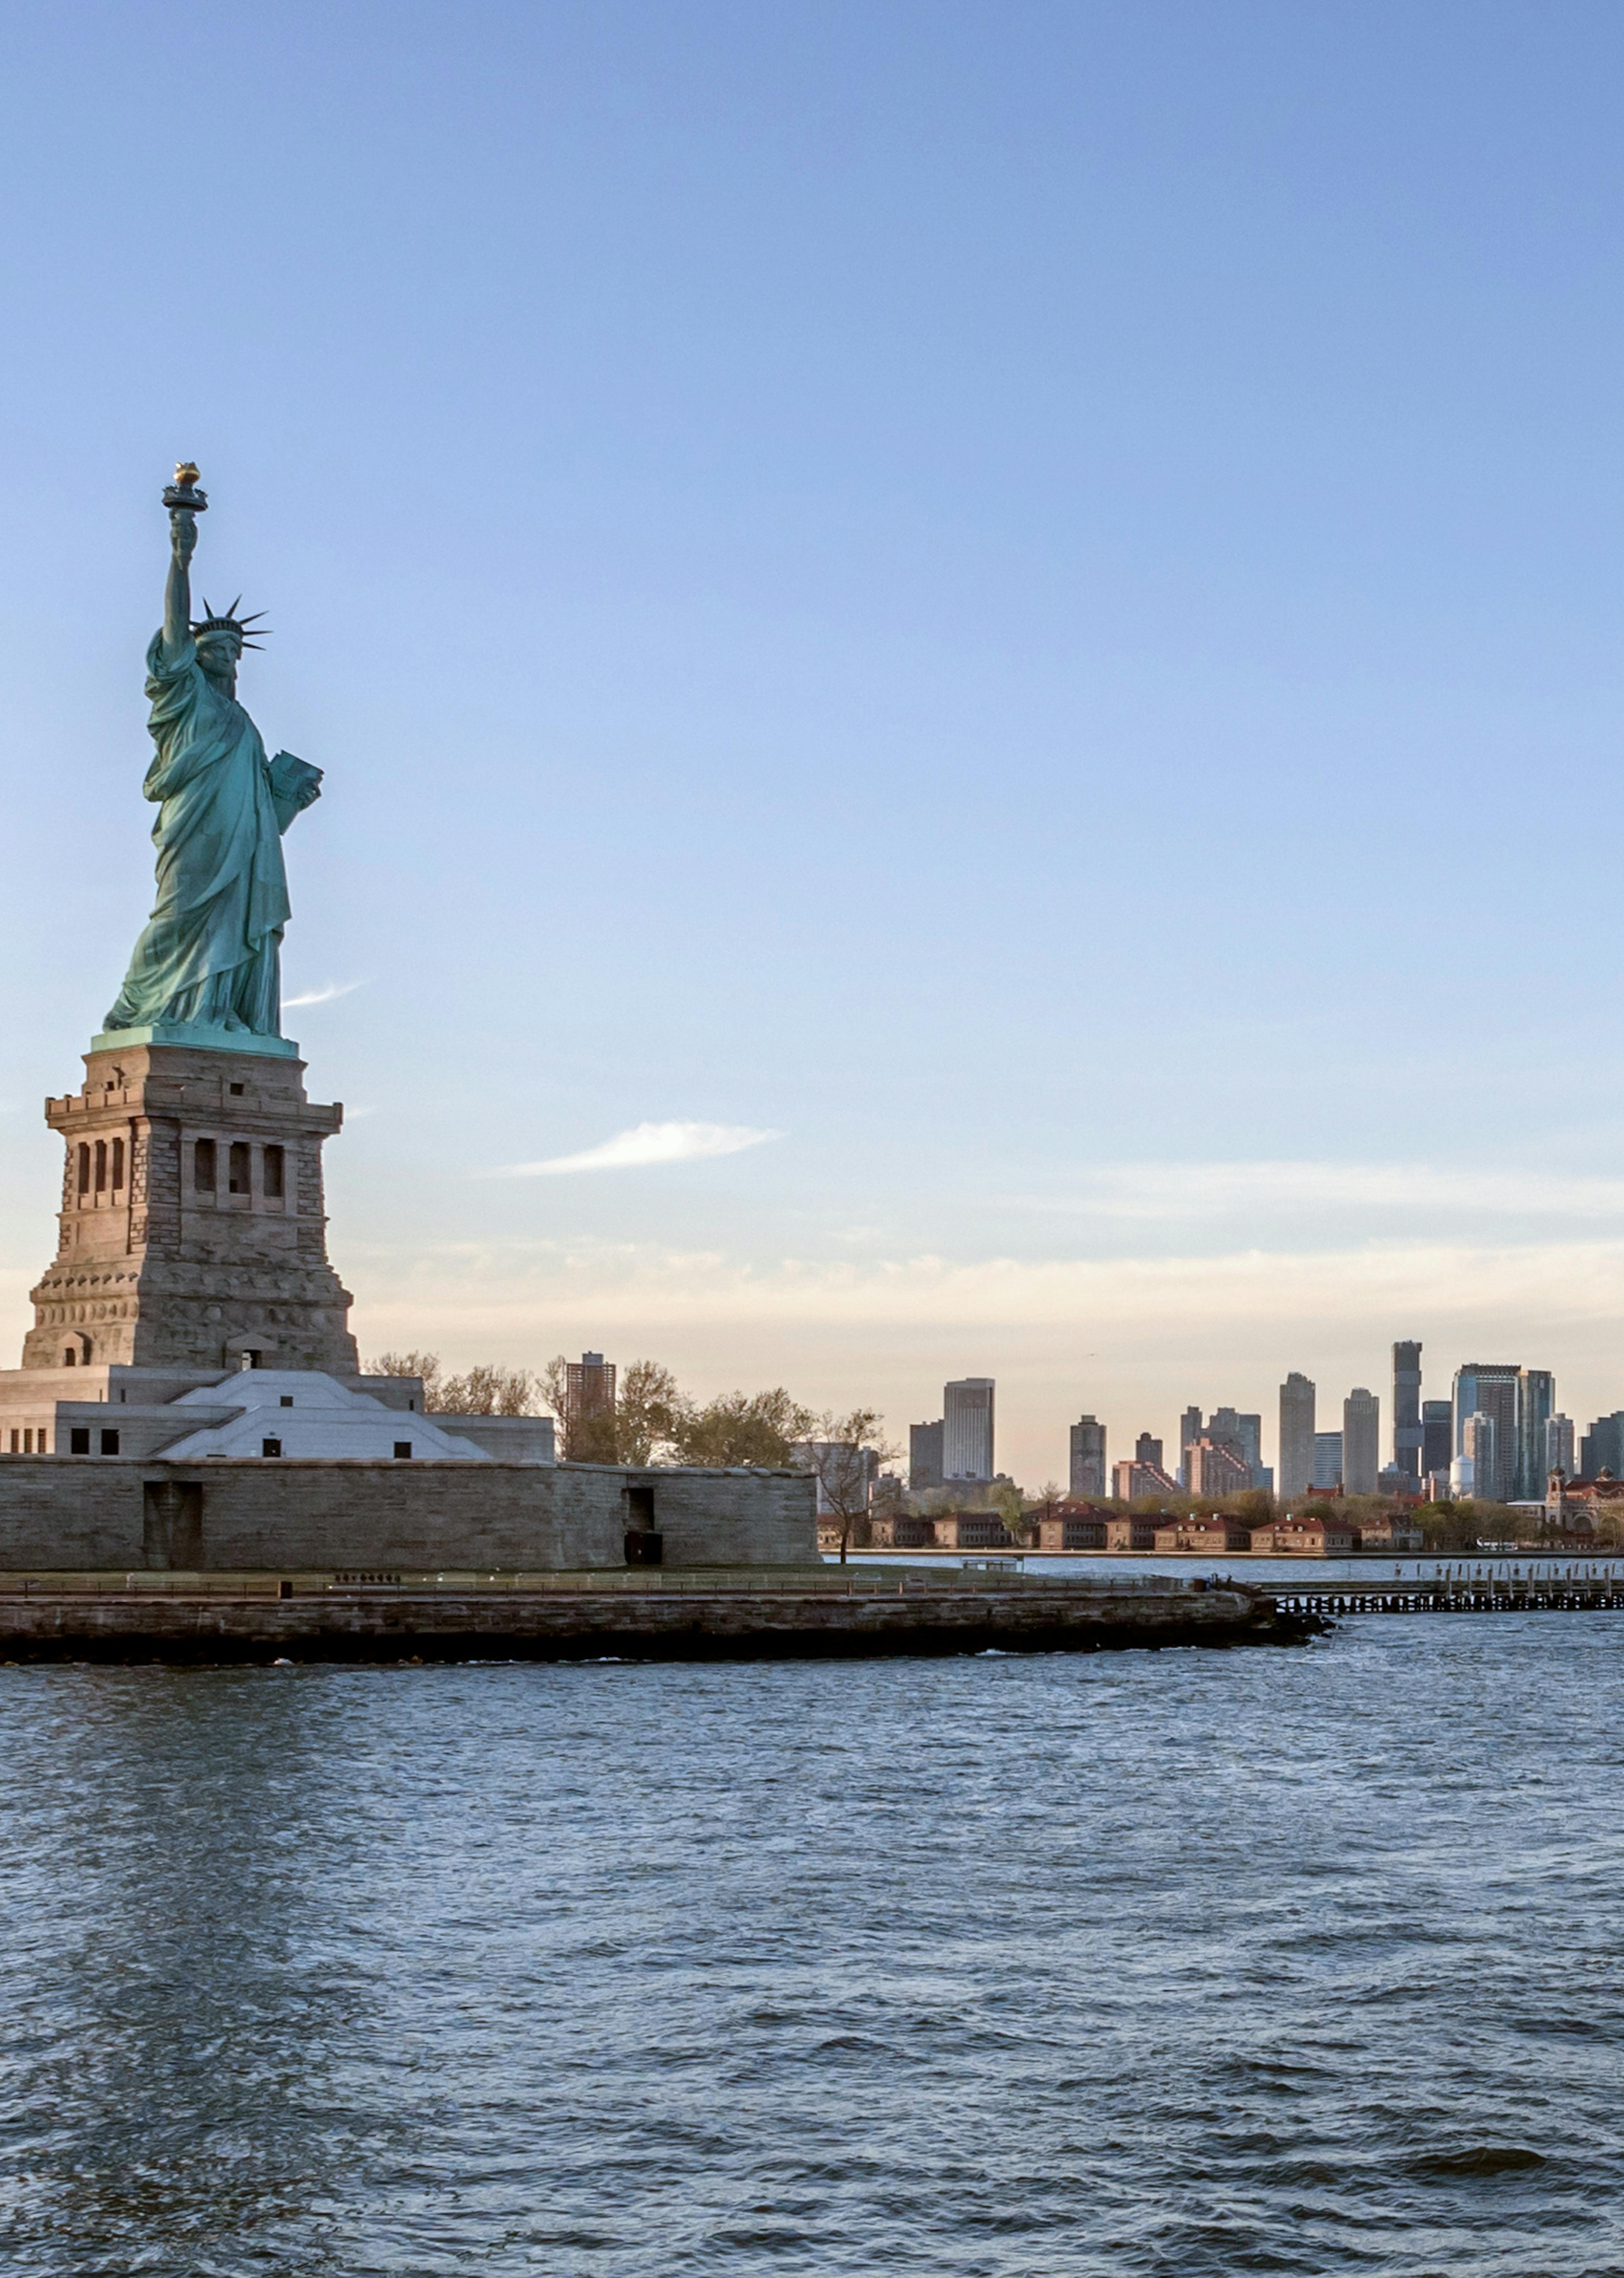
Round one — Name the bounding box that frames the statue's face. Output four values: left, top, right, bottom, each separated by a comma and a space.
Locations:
195, 630, 241, 683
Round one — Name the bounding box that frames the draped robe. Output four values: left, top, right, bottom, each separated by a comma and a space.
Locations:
104, 631, 296, 1035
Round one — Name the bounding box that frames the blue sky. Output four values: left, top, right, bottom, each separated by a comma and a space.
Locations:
5, 1, 1624, 1483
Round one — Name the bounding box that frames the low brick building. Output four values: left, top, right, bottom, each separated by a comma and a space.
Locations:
1251, 1516, 1357, 1555
1353, 1515, 1424, 1551
1152, 1516, 1252, 1554
1103, 1513, 1160, 1551
1034, 1502, 1114, 1551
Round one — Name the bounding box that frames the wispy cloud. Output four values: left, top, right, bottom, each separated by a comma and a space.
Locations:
1008, 1160, 1624, 1221
283, 980, 368, 1010
494, 1120, 784, 1178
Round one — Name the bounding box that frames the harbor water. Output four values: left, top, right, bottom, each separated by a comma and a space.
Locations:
3, 1610, 1621, 2274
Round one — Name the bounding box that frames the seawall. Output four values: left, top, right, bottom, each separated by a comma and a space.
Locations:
0, 1569, 1325, 1661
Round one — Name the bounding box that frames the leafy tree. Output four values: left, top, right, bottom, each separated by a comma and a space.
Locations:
669, 1387, 816, 1468
616, 1359, 683, 1464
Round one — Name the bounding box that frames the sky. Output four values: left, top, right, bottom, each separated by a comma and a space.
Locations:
4, 0, 1624, 1485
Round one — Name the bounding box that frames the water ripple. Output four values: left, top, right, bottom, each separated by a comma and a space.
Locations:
0, 1620, 1621, 2272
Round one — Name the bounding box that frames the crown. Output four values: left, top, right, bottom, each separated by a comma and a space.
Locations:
189, 596, 271, 650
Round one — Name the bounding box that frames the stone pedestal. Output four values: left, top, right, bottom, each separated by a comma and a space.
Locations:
22, 1043, 357, 1374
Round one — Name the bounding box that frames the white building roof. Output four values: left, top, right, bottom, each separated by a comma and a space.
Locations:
161, 1370, 493, 1462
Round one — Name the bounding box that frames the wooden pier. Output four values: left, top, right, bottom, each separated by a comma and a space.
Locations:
1260, 1568, 1624, 1618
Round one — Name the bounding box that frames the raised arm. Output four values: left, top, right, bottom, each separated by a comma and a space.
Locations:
162, 509, 198, 658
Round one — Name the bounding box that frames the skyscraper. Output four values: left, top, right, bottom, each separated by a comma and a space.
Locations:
1343, 1387, 1380, 1495
1069, 1414, 1107, 1499
1178, 1405, 1201, 1489
1546, 1414, 1575, 1481
1456, 1411, 1496, 1500
1312, 1432, 1343, 1491
909, 1419, 944, 1493
1279, 1373, 1316, 1499
1452, 1365, 1519, 1504
1580, 1412, 1624, 1479
943, 1378, 995, 1482
1393, 1340, 1422, 1481
1135, 1432, 1164, 1468
1516, 1369, 1555, 1500
1421, 1400, 1452, 1481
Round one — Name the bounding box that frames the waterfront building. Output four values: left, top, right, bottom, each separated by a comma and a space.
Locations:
908, 1418, 944, 1492
1036, 1504, 1111, 1551
1252, 1515, 1358, 1555
1152, 1514, 1252, 1554
1421, 1400, 1452, 1481
1312, 1431, 1343, 1491
1356, 1514, 1425, 1550
1579, 1411, 1624, 1480
1452, 1365, 1519, 1503
1545, 1413, 1575, 1483
1103, 1513, 1159, 1549
1278, 1372, 1315, 1499
1068, 1414, 1107, 1499
943, 1378, 995, 1482
1186, 1435, 1251, 1500
1392, 1341, 1422, 1482
1516, 1369, 1556, 1501
1343, 1388, 1380, 1496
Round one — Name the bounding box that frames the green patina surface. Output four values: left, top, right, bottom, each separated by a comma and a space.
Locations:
102, 478, 321, 1054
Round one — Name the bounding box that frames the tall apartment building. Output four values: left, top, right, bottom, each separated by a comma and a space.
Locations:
1421, 1400, 1452, 1481
1312, 1431, 1343, 1491
564, 1351, 617, 1457
908, 1419, 944, 1493
943, 1378, 995, 1482
1580, 1412, 1624, 1478
1178, 1405, 1202, 1488
1278, 1372, 1316, 1499
1516, 1369, 1555, 1500
1546, 1413, 1575, 1480
1456, 1411, 1496, 1500
1343, 1387, 1380, 1495
1392, 1341, 1422, 1481
1069, 1415, 1107, 1499
1180, 1404, 1270, 1491
1113, 1455, 1180, 1502
1187, 1436, 1251, 1499
1452, 1365, 1520, 1504
1135, 1432, 1164, 1469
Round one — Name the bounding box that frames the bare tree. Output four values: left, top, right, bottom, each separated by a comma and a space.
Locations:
436, 1363, 538, 1416
369, 1349, 443, 1405
798, 1409, 898, 1564
370, 1350, 538, 1416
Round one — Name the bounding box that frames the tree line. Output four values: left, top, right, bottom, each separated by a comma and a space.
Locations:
367, 1351, 889, 1545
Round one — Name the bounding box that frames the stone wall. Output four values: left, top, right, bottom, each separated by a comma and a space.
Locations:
0, 1458, 816, 1571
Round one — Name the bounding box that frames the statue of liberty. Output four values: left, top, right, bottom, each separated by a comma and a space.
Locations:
102, 466, 321, 1047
